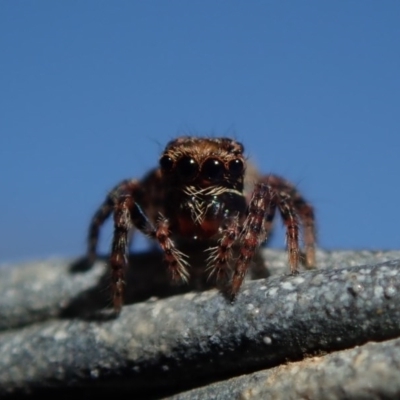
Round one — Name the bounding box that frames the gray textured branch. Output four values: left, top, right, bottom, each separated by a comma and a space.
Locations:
1, 250, 400, 398
168, 337, 400, 400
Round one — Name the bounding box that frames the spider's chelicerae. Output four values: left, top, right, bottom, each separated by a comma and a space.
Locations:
87, 136, 316, 313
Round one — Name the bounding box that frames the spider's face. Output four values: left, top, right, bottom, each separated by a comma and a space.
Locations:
159, 136, 246, 193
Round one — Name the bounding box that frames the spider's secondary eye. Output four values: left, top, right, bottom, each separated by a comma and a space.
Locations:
176, 156, 198, 180
160, 155, 174, 172
202, 158, 224, 180
228, 159, 244, 175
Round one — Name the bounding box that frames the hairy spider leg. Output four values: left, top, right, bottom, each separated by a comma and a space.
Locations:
276, 190, 300, 274
230, 181, 303, 299
87, 179, 137, 263
154, 216, 190, 284
110, 196, 188, 313
260, 175, 316, 268
230, 183, 274, 299
110, 194, 153, 313
205, 214, 241, 282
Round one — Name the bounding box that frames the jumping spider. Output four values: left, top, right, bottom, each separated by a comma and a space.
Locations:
87, 136, 316, 313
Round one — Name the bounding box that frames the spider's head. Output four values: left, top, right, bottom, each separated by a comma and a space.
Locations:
159, 136, 246, 192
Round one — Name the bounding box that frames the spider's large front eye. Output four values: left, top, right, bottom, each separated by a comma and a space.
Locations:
176, 156, 198, 180
201, 158, 224, 181
228, 159, 244, 176
160, 155, 174, 172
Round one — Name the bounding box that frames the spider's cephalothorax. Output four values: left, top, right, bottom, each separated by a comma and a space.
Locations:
87, 136, 316, 312
160, 137, 247, 241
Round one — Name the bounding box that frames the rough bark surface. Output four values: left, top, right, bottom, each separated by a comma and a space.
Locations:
1, 249, 400, 399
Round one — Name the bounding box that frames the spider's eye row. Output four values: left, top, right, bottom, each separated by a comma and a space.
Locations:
201, 158, 224, 181
176, 156, 198, 180
160, 155, 174, 172
228, 159, 244, 175
161, 154, 243, 180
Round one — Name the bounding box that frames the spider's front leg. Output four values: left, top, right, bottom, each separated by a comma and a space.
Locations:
110, 198, 188, 313
87, 179, 137, 263
229, 179, 303, 300
206, 215, 241, 282
110, 195, 135, 313
230, 183, 276, 299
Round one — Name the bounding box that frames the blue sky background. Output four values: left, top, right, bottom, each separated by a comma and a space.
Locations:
1, 1, 399, 263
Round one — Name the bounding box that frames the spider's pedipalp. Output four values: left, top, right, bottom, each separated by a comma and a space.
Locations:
155, 216, 190, 283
